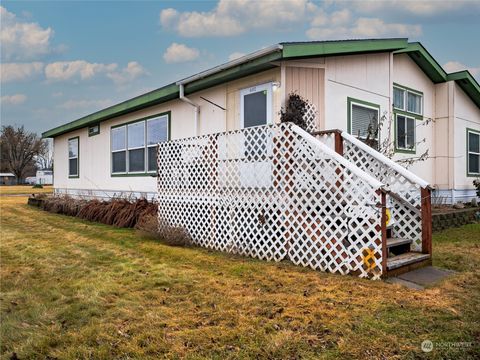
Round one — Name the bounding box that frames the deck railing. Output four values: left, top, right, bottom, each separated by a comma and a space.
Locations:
313, 129, 432, 256
157, 123, 388, 279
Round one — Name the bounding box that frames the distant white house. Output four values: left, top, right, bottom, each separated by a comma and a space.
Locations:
43, 38, 480, 203
36, 169, 53, 185
25, 176, 37, 185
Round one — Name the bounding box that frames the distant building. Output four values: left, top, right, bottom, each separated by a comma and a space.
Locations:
25, 176, 37, 185
0, 173, 16, 185
36, 169, 53, 185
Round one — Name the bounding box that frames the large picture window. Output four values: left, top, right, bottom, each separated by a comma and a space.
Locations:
68, 137, 79, 177
395, 114, 416, 152
111, 113, 169, 175
467, 129, 480, 176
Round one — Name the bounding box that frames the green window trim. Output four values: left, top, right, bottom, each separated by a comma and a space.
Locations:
394, 112, 416, 154
466, 127, 480, 177
68, 136, 80, 178
110, 111, 171, 177
88, 124, 100, 137
392, 83, 424, 119
347, 97, 381, 140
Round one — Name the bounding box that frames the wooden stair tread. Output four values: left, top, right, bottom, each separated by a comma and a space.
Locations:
386, 237, 412, 248
387, 252, 430, 270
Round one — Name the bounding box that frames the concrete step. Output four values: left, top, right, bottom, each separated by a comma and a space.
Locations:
387, 252, 430, 271
386, 237, 412, 249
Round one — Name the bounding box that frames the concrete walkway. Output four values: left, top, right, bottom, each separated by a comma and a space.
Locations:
386, 266, 455, 290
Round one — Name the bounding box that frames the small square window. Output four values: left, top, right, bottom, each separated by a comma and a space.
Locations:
88, 124, 100, 136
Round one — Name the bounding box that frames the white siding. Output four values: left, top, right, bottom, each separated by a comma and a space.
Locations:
324, 52, 391, 140
392, 53, 436, 185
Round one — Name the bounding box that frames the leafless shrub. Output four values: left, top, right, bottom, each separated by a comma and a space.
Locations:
41, 196, 157, 229
135, 214, 192, 247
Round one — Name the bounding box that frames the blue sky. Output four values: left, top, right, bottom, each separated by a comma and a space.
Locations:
1, 0, 479, 134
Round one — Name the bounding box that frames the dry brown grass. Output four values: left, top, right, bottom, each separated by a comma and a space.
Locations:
0, 185, 52, 195
1, 195, 479, 359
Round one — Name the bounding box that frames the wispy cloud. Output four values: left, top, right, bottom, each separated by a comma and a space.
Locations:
1, 93, 27, 105
43, 60, 147, 84
1, 62, 44, 83
163, 43, 200, 63
106, 61, 148, 85
443, 61, 480, 77
58, 98, 113, 110
228, 52, 245, 61
0, 6, 53, 61
160, 0, 313, 37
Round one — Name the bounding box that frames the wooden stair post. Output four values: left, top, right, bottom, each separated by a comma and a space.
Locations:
421, 187, 432, 255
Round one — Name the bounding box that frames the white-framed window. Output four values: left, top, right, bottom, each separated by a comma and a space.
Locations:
68, 137, 79, 177
111, 126, 127, 174
348, 98, 380, 150
467, 129, 480, 175
393, 85, 423, 115
240, 82, 273, 129
396, 114, 416, 151
111, 113, 169, 175
147, 115, 169, 172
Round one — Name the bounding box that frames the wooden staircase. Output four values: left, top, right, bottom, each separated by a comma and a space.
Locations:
312, 129, 433, 279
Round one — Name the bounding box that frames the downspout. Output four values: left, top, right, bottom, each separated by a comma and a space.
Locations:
179, 84, 200, 136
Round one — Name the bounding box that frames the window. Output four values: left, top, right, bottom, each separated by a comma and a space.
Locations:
68, 137, 79, 177
396, 115, 416, 151
393, 85, 423, 115
467, 129, 480, 176
240, 83, 272, 128
147, 115, 169, 172
348, 98, 380, 148
111, 113, 169, 175
88, 124, 100, 136
112, 126, 126, 173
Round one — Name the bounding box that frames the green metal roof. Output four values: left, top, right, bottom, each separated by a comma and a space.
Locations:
42, 38, 480, 138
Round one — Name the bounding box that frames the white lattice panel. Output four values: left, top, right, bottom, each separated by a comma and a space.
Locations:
303, 102, 318, 133
342, 139, 422, 250
157, 123, 384, 279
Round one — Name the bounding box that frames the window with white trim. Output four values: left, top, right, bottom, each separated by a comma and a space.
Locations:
396, 114, 416, 151
111, 113, 169, 174
240, 82, 273, 128
393, 85, 423, 115
147, 115, 169, 172
68, 137, 79, 177
349, 99, 380, 149
467, 129, 480, 175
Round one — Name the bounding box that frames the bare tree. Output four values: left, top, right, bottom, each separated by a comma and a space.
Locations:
0, 125, 45, 184
364, 111, 432, 168
36, 139, 54, 170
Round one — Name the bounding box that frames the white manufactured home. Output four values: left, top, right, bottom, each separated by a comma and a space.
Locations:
43, 39, 480, 204
43, 38, 480, 279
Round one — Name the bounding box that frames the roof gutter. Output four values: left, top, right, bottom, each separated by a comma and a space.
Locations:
175, 44, 283, 136
176, 44, 283, 86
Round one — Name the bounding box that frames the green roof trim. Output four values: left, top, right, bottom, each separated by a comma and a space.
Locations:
282, 38, 408, 58
42, 84, 179, 138
43, 38, 480, 138
394, 42, 447, 83
447, 70, 480, 108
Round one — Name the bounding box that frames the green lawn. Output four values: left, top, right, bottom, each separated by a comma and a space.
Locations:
1, 196, 479, 359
